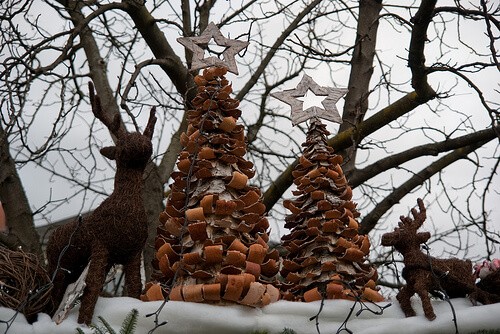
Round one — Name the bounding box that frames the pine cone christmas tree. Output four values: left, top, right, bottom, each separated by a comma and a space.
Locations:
280, 118, 383, 303
142, 66, 280, 306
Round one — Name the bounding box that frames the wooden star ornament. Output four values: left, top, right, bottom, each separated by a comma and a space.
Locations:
271, 74, 348, 126
177, 22, 249, 75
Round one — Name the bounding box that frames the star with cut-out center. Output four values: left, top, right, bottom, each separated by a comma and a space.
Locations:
177, 22, 249, 75
271, 74, 348, 126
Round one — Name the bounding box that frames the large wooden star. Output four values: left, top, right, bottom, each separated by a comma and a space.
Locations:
271, 74, 347, 126
177, 22, 249, 75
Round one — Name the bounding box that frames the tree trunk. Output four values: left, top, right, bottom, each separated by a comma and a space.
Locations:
339, 0, 382, 176
0, 126, 42, 258
142, 161, 165, 281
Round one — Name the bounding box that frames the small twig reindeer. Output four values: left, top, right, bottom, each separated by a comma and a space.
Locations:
381, 198, 487, 320
46, 82, 156, 324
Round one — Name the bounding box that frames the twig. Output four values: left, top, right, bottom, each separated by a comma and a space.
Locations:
305, 279, 391, 334
308, 294, 326, 334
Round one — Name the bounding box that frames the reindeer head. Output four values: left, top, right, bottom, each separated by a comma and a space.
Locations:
381, 198, 430, 252
89, 82, 157, 170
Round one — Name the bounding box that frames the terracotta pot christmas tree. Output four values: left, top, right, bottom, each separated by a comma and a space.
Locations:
272, 75, 384, 303
142, 67, 280, 306
141, 23, 280, 306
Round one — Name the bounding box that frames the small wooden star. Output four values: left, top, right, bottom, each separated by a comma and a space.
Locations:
271, 74, 348, 126
177, 22, 249, 75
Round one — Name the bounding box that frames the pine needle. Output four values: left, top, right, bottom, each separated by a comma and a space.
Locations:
119, 309, 138, 334
97, 315, 117, 334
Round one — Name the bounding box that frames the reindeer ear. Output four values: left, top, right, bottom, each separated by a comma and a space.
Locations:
100, 146, 117, 160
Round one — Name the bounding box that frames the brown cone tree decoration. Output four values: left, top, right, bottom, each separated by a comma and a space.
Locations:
279, 118, 383, 303
142, 66, 280, 306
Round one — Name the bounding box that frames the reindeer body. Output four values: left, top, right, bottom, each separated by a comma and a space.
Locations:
397, 251, 474, 320
46, 84, 156, 324
381, 199, 477, 320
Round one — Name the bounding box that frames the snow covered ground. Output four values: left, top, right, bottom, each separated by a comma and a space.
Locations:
1, 297, 500, 334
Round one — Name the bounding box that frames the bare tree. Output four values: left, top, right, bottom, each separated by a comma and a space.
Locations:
0, 0, 498, 288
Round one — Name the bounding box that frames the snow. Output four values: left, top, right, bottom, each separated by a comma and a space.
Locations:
2, 297, 500, 334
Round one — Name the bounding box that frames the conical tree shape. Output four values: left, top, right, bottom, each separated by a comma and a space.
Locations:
142, 67, 280, 306
280, 118, 383, 303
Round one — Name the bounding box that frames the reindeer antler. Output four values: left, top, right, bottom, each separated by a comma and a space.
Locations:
399, 198, 427, 230
88, 82, 124, 138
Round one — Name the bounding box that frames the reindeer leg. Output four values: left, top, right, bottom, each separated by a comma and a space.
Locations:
78, 246, 109, 325
49, 269, 71, 315
397, 285, 417, 317
414, 281, 436, 320
123, 252, 143, 298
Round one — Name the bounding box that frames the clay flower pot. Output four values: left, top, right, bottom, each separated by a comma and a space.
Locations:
219, 116, 237, 132
227, 171, 248, 189
141, 283, 165, 301
186, 207, 205, 221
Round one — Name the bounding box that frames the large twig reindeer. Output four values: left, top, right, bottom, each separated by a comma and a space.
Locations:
46, 82, 156, 324
381, 198, 494, 320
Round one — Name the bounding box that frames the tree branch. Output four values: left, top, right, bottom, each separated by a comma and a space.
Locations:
408, 0, 437, 99
235, 0, 323, 101
434, 6, 500, 30
428, 64, 500, 131
359, 139, 493, 234
123, 1, 196, 183
123, 1, 195, 101
64, 0, 125, 136
349, 126, 500, 187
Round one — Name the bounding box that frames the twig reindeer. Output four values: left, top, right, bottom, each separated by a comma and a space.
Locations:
46, 82, 156, 324
381, 198, 486, 320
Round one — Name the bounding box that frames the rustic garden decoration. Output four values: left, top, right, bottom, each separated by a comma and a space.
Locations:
0, 247, 52, 324
45, 82, 157, 325
475, 259, 500, 296
177, 22, 249, 75
142, 66, 280, 306
271, 74, 347, 126
381, 198, 500, 320
272, 80, 383, 303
